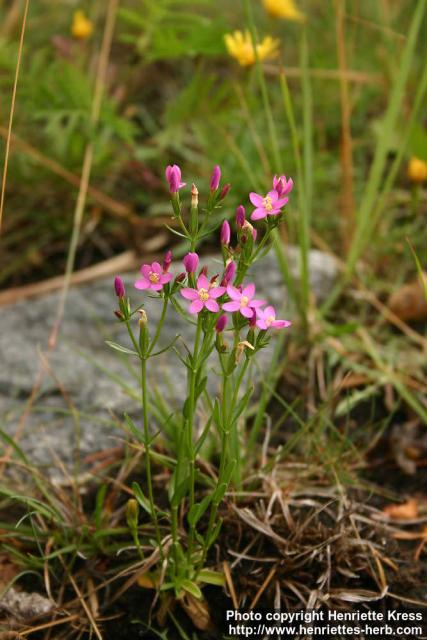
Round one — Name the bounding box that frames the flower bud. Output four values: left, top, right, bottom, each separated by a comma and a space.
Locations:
210, 165, 221, 191
165, 164, 186, 193
220, 220, 231, 245
215, 314, 228, 333
163, 250, 172, 272
222, 260, 236, 286
175, 272, 186, 284
114, 309, 124, 320
235, 205, 246, 227
126, 499, 139, 529
199, 266, 208, 277
219, 183, 231, 200
114, 276, 125, 298
249, 310, 257, 328
183, 252, 199, 274
408, 157, 427, 183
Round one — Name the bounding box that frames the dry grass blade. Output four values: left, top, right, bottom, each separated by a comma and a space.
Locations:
0, 0, 29, 235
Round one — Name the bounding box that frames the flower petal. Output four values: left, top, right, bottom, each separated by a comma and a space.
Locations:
209, 286, 226, 299
256, 319, 268, 330
250, 298, 266, 308
180, 287, 199, 300
205, 298, 219, 312
151, 262, 162, 274
151, 283, 163, 291
197, 274, 210, 290
160, 273, 173, 284
226, 285, 241, 301
268, 189, 279, 203
141, 264, 151, 278
249, 192, 264, 207
263, 306, 275, 317
275, 197, 289, 208
242, 282, 255, 299
222, 301, 240, 312
251, 208, 267, 221
240, 306, 254, 318
135, 278, 150, 290
272, 320, 292, 328
189, 299, 204, 314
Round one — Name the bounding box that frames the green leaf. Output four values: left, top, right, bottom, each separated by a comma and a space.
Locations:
105, 340, 139, 357
181, 579, 202, 600
197, 569, 225, 587
132, 482, 152, 516
187, 494, 212, 527
231, 387, 253, 424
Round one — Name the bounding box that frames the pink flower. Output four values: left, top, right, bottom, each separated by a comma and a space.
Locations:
256, 306, 291, 330
215, 314, 228, 332
163, 250, 172, 272
249, 190, 289, 221
220, 220, 231, 245
236, 205, 246, 227
222, 283, 265, 319
221, 260, 236, 286
135, 262, 173, 291
181, 274, 226, 314
272, 175, 293, 197
210, 165, 221, 191
165, 164, 186, 193
183, 252, 199, 274
114, 276, 125, 298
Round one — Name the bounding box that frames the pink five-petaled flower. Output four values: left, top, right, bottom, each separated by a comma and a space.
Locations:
165, 164, 186, 193
181, 274, 226, 314
256, 306, 291, 330
135, 262, 173, 292
272, 175, 293, 197
222, 283, 265, 319
249, 190, 289, 221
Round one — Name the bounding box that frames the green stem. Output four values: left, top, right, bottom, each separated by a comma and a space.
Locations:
186, 317, 203, 559
141, 357, 164, 562
148, 297, 168, 356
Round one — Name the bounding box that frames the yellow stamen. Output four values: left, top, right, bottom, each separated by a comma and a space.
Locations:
198, 288, 209, 301
149, 272, 160, 283
263, 195, 273, 211
241, 296, 249, 307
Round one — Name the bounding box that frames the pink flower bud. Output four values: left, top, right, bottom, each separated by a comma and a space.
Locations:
114, 276, 125, 298
222, 260, 236, 286
183, 252, 199, 274
163, 250, 172, 272
165, 164, 186, 193
235, 205, 246, 227
220, 220, 231, 245
215, 314, 228, 333
219, 183, 231, 200
210, 165, 221, 191
273, 175, 294, 197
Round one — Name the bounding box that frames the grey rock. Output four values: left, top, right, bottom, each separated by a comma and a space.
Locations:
0, 249, 337, 472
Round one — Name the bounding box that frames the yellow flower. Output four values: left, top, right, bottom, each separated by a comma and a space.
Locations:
71, 10, 94, 40
224, 30, 279, 67
407, 156, 427, 183
262, 0, 306, 22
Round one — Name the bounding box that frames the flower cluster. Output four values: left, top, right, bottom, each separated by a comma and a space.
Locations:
114, 166, 293, 334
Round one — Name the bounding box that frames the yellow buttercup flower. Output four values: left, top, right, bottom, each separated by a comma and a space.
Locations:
262, 0, 306, 22
224, 30, 279, 67
407, 156, 427, 183
71, 10, 94, 40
